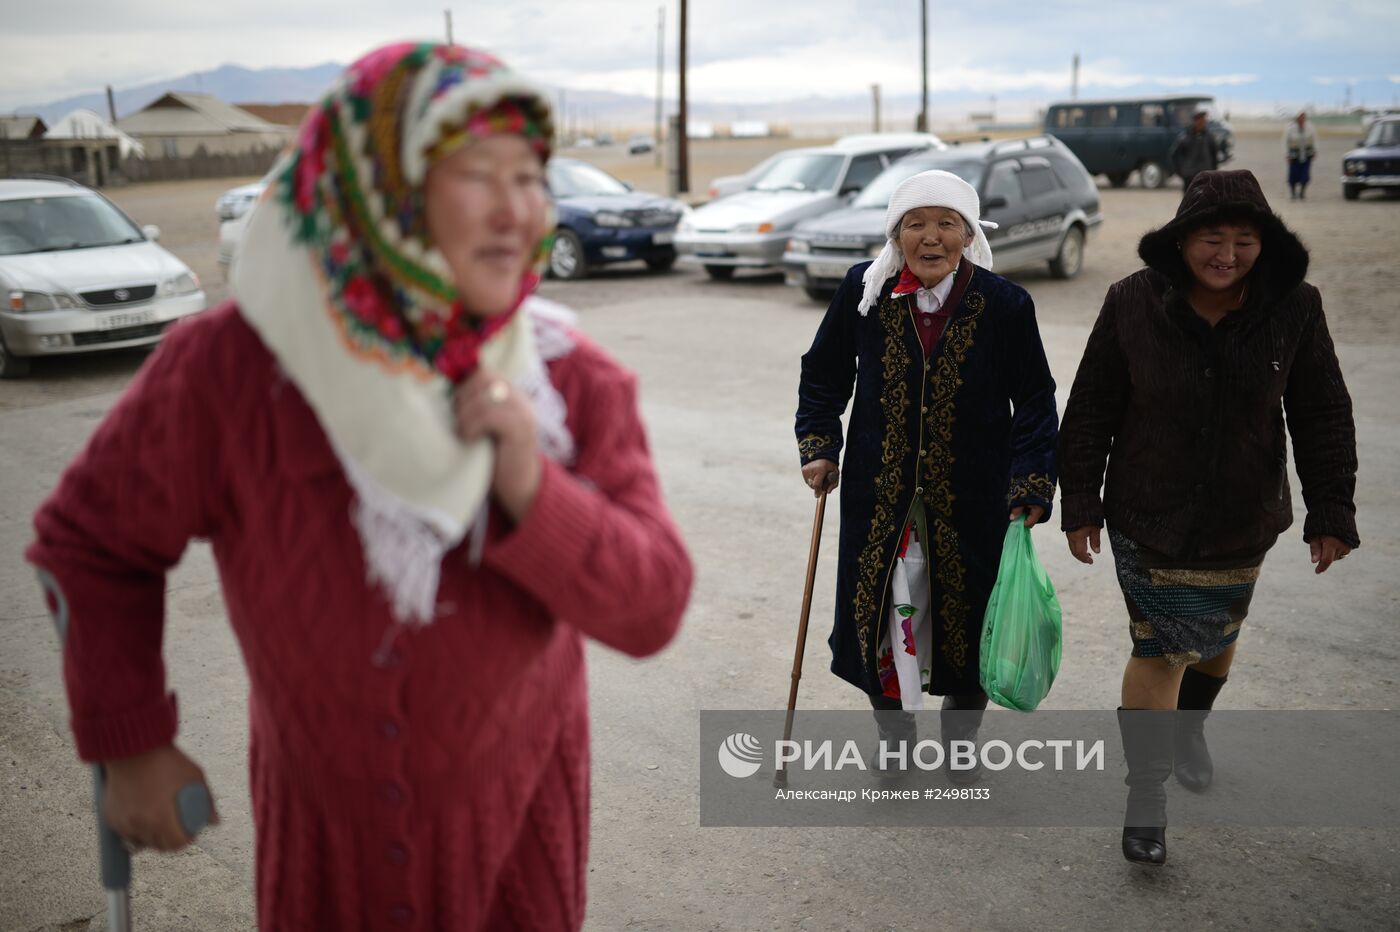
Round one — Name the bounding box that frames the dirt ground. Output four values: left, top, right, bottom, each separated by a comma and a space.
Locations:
2, 130, 1398, 931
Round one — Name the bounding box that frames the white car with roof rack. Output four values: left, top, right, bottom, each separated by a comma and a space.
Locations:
676, 136, 944, 280
0, 176, 206, 377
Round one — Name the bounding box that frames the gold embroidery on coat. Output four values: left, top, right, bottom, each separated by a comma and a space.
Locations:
923, 290, 985, 672
852, 295, 911, 659
798, 434, 835, 460
1007, 473, 1056, 505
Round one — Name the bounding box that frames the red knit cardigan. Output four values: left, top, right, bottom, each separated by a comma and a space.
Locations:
27, 302, 693, 931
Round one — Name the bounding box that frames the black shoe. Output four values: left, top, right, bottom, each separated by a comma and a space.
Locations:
942, 692, 988, 785
1122, 826, 1167, 865
1118, 708, 1175, 865
1175, 668, 1227, 792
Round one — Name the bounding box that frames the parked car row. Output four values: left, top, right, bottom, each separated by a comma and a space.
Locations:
782, 135, 1102, 301
675, 135, 946, 280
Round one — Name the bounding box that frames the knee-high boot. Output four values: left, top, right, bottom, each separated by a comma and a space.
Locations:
941, 691, 989, 786
1175, 667, 1228, 792
1118, 708, 1175, 865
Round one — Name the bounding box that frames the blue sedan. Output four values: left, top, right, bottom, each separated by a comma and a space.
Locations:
546, 158, 686, 280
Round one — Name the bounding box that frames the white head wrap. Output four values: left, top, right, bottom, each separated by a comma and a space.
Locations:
858, 169, 998, 316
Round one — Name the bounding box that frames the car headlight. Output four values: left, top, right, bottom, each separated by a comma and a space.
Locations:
593, 211, 633, 227
159, 272, 201, 296
787, 238, 811, 254
1344, 160, 1363, 175
732, 222, 776, 234
7, 290, 77, 312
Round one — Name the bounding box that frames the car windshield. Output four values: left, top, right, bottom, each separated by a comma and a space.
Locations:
751, 154, 843, 192
0, 194, 144, 256
548, 161, 629, 198
1364, 121, 1400, 147
852, 159, 985, 208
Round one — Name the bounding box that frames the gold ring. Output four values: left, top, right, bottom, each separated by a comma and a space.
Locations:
487, 381, 509, 404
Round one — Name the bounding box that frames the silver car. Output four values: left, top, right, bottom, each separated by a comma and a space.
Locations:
0, 177, 207, 378
675, 137, 940, 280
784, 136, 1103, 300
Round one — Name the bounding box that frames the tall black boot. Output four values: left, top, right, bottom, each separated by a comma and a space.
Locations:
941, 692, 989, 785
868, 693, 916, 783
1118, 708, 1175, 865
1175, 667, 1227, 792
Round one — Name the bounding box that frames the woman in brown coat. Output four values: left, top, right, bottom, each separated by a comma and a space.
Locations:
1058, 170, 1359, 865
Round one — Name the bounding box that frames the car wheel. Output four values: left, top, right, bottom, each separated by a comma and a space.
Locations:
645, 254, 678, 272
1139, 162, 1167, 189
1106, 172, 1130, 188
1048, 226, 1085, 280
704, 265, 736, 281
803, 284, 834, 303
0, 335, 32, 379
548, 229, 588, 280
1343, 183, 1362, 201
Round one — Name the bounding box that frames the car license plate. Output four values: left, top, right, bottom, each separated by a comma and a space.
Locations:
97, 309, 155, 330
652, 232, 674, 245
809, 261, 853, 279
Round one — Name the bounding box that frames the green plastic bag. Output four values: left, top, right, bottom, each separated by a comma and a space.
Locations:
979, 519, 1063, 711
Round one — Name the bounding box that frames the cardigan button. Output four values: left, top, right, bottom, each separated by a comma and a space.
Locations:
1204, 368, 1215, 378
915, 486, 924, 495
380, 720, 401, 739
919, 449, 927, 457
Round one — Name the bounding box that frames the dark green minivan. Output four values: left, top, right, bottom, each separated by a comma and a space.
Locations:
1044, 95, 1234, 189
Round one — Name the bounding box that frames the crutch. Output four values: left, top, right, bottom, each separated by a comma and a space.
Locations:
39, 569, 213, 932
773, 484, 829, 788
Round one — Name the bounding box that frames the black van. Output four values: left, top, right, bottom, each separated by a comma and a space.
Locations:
1044, 95, 1233, 188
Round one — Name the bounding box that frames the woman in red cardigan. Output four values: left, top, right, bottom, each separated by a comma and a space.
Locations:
28, 43, 692, 930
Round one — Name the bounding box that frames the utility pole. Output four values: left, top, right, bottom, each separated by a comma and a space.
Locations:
655, 6, 665, 167
1071, 53, 1080, 101
677, 0, 690, 193
106, 85, 118, 124
872, 84, 882, 132
444, 9, 454, 44
918, 0, 928, 132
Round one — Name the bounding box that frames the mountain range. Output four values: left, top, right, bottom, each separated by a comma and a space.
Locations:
17, 61, 966, 132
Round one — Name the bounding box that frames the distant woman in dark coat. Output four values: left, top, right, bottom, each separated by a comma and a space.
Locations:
1058, 169, 1359, 865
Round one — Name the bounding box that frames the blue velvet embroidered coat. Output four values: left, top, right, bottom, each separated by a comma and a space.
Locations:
796, 260, 1059, 696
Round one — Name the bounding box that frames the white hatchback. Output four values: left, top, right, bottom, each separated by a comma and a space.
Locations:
0, 177, 207, 378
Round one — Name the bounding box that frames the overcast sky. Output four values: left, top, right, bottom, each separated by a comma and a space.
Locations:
3, 0, 1398, 114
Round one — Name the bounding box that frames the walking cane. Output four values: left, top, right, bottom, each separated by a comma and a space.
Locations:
773, 483, 829, 788
39, 569, 212, 932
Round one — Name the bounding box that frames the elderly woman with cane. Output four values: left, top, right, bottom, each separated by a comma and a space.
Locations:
795, 170, 1059, 782
1058, 169, 1358, 865
28, 42, 691, 930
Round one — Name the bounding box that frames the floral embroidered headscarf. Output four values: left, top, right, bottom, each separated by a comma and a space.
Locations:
277, 41, 554, 380
230, 43, 563, 625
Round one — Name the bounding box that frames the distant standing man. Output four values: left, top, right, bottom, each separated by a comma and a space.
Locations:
1170, 109, 1219, 189
1285, 110, 1318, 200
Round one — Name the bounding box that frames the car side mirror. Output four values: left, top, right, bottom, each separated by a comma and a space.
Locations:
622, 181, 634, 191
142, 224, 161, 241
983, 196, 1008, 210
840, 186, 862, 197
1358, 139, 1366, 147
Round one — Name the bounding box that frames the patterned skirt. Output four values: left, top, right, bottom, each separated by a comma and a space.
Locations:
1107, 529, 1268, 667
